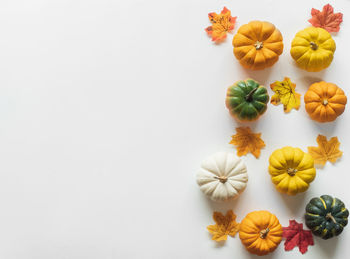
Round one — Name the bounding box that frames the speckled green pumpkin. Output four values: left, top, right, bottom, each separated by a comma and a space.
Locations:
305, 195, 348, 240
225, 79, 269, 121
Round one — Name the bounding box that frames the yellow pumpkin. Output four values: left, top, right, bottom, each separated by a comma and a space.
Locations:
232, 21, 283, 70
268, 147, 316, 195
290, 27, 336, 72
239, 210, 283, 256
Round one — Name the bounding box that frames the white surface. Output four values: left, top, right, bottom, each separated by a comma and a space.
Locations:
0, 0, 348, 258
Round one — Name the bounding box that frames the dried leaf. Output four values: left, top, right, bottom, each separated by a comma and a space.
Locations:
205, 7, 237, 42
283, 220, 314, 254
207, 210, 240, 241
270, 77, 301, 113
229, 127, 265, 158
308, 4, 343, 33
308, 134, 343, 166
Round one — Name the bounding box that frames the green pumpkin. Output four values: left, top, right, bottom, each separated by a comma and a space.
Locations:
305, 195, 349, 240
225, 79, 269, 121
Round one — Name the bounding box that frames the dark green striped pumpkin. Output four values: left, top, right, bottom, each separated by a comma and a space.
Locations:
305, 195, 348, 240
225, 79, 269, 122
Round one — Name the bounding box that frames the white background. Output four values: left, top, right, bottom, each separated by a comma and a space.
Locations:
0, 0, 348, 258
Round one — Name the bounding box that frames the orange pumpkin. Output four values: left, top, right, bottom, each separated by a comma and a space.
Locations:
232, 21, 283, 70
239, 210, 283, 256
304, 82, 347, 123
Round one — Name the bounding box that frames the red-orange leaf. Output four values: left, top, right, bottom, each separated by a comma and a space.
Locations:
283, 220, 314, 254
205, 7, 236, 42
308, 4, 343, 32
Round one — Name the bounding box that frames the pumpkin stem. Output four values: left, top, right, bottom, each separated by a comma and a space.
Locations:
310, 42, 318, 50
287, 168, 297, 176
323, 99, 328, 105
245, 87, 258, 102
214, 176, 228, 183
254, 41, 263, 50
326, 213, 337, 224
259, 228, 270, 239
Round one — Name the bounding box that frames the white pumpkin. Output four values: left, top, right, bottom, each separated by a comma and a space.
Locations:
196, 152, 248, 202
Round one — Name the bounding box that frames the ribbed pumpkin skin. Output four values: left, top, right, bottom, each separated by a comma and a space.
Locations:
304, 82, 347, 123
305, 195, 349, 240
196, 152, 248, 202
290, 27, 335, 72
233, 21, 283, 70
239, 210, 283, 256
226, 79, 269, 122
268, 146, 316, 195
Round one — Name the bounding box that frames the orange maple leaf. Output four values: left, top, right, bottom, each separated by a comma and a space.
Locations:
229, 127, 265, 158
308, 135, 343, 166
205, 7, 237, 42
308, 4, 343, 33
207, 210, 240, 242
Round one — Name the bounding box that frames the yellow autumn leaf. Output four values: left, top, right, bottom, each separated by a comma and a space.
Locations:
308, 134, 343, 166
207, 210, 240, 241
229, 127, 265, 158
270, 77, 301, 112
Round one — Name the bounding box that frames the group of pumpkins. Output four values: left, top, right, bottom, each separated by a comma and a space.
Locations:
228, 21, 347, 123
196, 21, 349, 255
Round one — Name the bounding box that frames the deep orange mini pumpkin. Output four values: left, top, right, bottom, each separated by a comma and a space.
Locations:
239, 210, 283, 256
232, 21, 283, 70
304, 82, 347, 123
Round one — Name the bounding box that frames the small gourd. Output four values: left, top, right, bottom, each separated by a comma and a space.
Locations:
305, 195, 349, 239
239, 210, 283, 256
290, 27, 336, 72
268, 146, 316, 195
304, 81, 347, 123
233, 21, 283, 70
226, 79, 269, 122
196, 152, 248, 202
